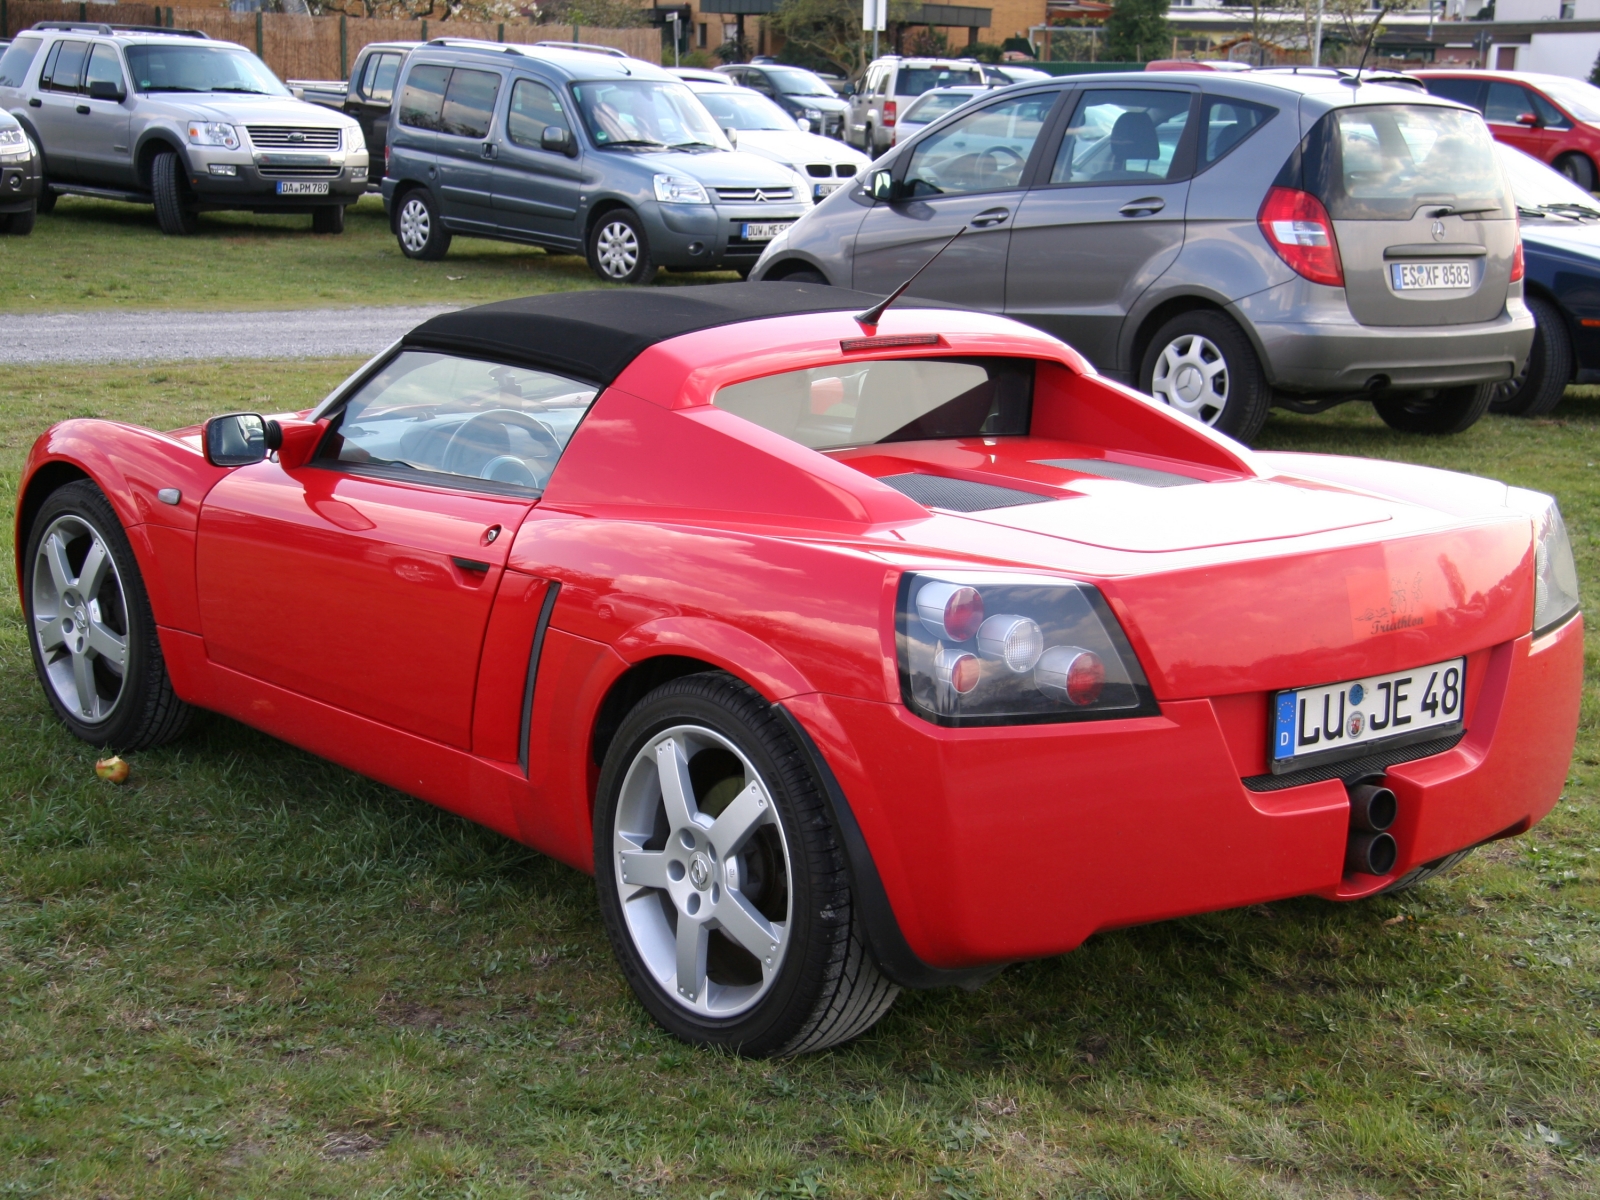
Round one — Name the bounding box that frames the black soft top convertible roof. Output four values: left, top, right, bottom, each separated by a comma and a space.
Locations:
402, 282, 892, 385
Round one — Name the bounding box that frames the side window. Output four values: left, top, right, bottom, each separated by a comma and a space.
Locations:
324, 351, 599, 492
1423, 77, 1484, 111
1485, 81, 1532, 124
365, 53, 400, 105
41, 40, 89, 93
1529, 89, 1571, 129
399, 63, 450, 131
507, 77, 570, 149
902, 93, 1056, 197
1199, 96, 1274, 168
85, 44, 127, 96
1051, 89, 1194, 185
0, 36, 44, 88
873, 71, 888, 98
441, 68, 501, 140
747, 70, 772, 95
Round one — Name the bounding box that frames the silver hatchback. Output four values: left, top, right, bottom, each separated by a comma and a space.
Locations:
752, 70, 1533, 442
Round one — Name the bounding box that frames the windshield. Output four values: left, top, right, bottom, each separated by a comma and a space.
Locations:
1496, 142, 1600, 216
572, 79, 730, 149
126, 45, 288, 95
1307, 104, 1510, 220
1537, 77, 1600, 124
895, 66, 985, 97
696, 89, 795, 131
765, 67, 833, 97
714, 358, 1034, 452
904, 89, 981, 123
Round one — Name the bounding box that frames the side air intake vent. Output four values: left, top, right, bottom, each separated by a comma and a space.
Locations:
879, 473, 1055, 513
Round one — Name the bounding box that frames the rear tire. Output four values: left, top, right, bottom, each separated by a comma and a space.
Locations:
1139, 310, 1271, 443
1555, 153, 1597, 193
1372, 382, 1495, 434
311, 204, 345, 235
23, 480, 192, 752
395, 188, 451, 260
151, 150, 200, 236
1491, 294, 1571, 417
775, 267, 828, 284
594, 672, 898, 1056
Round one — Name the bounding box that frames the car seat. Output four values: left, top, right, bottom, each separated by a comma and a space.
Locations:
1103, 110, 1160, 178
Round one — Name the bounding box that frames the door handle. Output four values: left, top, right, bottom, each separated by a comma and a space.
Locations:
29, 98, 41, 107
1119, 197, 1165, 217
970, 207, 1010, 229
482, 142, 497, 159
76, 105, 91, 115
451, 556, 491, 574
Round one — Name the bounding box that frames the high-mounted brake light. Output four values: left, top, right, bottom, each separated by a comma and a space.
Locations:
1258, 186, 1344, 287
1511, 235, 1525, 283
883, 99, 897, 128
840, 333, 941, 352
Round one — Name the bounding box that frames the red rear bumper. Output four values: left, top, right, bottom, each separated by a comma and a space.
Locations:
791, 615, 1583, 970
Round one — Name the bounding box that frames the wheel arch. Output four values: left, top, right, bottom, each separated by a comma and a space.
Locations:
133, 132, 190, 192
1124, 290, 1274, 387
15, 459, 92, 590
758, 255, 833, 284
584, 197, 639, 246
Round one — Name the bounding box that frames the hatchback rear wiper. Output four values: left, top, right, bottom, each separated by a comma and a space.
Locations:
1430, 204, 1503, 217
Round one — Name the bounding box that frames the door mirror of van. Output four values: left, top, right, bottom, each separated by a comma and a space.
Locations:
87, 79, 125, 102
541, 125, 577, 156
204, 413, 280, 467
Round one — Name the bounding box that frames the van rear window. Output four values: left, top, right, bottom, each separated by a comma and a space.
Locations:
0, 36, 42, 88
1300, 105, 1510, 220
399, 64, 450, 131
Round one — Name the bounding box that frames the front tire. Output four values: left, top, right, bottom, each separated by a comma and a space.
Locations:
23, 481, 192, 751
2, 202, 36, 236
311, 204, 346, 235
775, 267, 828, 284
594, 673, 898, 1056
151, 150, 200, 236
1372, 382, 1495, 434
1139, 310, 1271, 443
587, 208, 657, 285
1491, 294, 1571, 417
395, 188, 451, 260
1555, 153, 1597, 193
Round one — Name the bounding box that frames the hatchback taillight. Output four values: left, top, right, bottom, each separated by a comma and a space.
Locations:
1511, 235, 1525, 282
883, 100, 897, 128
1258, 186, 1344, 288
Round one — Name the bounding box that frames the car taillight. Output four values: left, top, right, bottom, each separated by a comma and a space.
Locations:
883, 99, 897, 128
897, 572, 1158, 726
1511, 235, 1525, 282
1258, 186, 1344, 288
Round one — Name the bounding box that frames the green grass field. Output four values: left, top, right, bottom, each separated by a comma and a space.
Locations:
0, 196, 737, 313
1, 362, 1598, 1198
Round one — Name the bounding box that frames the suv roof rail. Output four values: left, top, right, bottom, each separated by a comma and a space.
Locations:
534, 41, 628, 57
31, 21, 209, 38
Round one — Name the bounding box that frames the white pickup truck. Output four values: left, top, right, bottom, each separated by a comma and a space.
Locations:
290, 40, 416, 189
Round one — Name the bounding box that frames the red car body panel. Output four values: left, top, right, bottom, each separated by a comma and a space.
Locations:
15, 297, 1584, 982
1413, 70, 1600, 178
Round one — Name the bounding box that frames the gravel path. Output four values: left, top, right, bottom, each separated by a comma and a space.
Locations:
0, 306, 458, 366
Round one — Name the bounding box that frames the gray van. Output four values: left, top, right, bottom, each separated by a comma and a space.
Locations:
383, 40, 808, 284
752, 70, 1534, 442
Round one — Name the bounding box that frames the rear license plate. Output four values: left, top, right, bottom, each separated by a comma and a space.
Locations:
1271, 656, 1466, 771
741, 221, 792, 242
1390, 261, 1473, 290
276, 181, 330, 195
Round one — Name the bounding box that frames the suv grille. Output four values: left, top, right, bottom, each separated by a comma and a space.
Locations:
714, 185, 796, 203
248, 126, 341, 150
258, 165, 342, 179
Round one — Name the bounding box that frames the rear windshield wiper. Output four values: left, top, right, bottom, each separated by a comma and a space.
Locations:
1430, 204, 1503, 217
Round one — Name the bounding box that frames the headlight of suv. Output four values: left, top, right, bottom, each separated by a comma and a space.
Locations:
654, 174, 710, 204
0, 128, 30, 160
345, 124, 365, 153
897, 572, 1159, 726
803, 107, 823, 122
1507, 487, 1581, 635
187, 122, 240, 150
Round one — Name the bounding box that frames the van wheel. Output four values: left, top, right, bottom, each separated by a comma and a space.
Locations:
1491, 294, 1571, 417
1140, 310, 1271, 443
151, 150, 200, 236
594, 672, 899, 1056
1373, 382, 1494, 435
396, 188, 451, 260
1555, 153, 1596, 193
588, 209, 657, 285
774, 267, 827, 284
311, 205, 345, 235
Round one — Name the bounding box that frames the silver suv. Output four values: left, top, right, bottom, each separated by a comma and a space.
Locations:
757, 70, 1535, 442
0, 22, 368, 234
847, 56, 986, 155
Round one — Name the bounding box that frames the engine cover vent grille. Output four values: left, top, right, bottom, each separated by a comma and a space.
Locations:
1034, 458, 1200, 488
879, 473, 1054, 513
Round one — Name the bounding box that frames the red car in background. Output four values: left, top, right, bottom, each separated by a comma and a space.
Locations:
1413, 70, 1600, 191
15, 285, 1585, 1056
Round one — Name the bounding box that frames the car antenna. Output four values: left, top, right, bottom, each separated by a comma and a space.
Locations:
854, 227, 964, 328
1343, 3, 1395, 88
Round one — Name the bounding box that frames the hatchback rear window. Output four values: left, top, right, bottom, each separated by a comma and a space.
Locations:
895, 66, 984, 96
714, 358, 1034, 451
1303, 105, 1509, 220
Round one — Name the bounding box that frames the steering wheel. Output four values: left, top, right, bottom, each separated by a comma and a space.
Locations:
978, 144, 1026, 185
440, 409, 563, 483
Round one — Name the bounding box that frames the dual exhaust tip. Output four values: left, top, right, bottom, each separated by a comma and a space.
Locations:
1346, 781, 1398, 876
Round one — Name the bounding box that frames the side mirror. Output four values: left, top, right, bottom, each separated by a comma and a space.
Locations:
541, 125, 576, 157
795, 117, 811, 133
204, 413, 280, 467
88, 79, 125, 102
723, 126, 738, 148
1517, 112, 1544, 128
868, 168, 899, 202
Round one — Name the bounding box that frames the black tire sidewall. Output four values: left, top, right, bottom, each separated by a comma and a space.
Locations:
1558, 153, 1597, 192
312, 205, 345, 235
7, 203, 36, 236
1492, 294, 1571, 417
1139, 310, 1270, 443
152, 150, 198, 235
587, 209, 655, 285
592, 675, 839, 1055
1373, 381, 1495, 435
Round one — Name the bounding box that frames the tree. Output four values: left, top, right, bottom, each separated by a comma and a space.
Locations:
1103, 0, 1169, 63
1590, 46, 1600, 86
768, 0, 919, 78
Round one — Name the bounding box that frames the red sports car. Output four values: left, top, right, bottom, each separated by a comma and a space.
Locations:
16, 285, 1584, 1056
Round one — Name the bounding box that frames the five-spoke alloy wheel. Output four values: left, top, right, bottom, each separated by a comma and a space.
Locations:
594, 673, 898, 1055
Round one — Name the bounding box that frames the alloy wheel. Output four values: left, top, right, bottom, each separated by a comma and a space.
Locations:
1150, 333, 1229, 425
595, 220, 641, 279
612, 725, 792, 1018
398, 197, 432, 253
31, 513, 129, 723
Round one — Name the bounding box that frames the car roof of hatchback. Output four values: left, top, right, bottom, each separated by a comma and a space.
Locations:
1037, 67, 1441, 105
407, 38, 673, 83
403, 282, 901, 385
